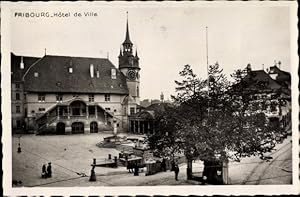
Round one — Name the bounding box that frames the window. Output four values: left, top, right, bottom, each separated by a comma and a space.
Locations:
56, 94, 63, 102
105, 108, 111, 111
137, 86, 139, 97
105, 94, 110, 102
38, 108, 45, 112
89, 94, 94, 102
130, 107, 135, 115
111, 69, 116, 79
117, 123, 120, 127
16, 106, 20, 113
15, 83, 20, 89
34, 72, 39, 77
16, 120, 21, 128
73, 94, 79, 97
31, 110, 35, 114
114, 109, 117, 112
16, 93, 20, 100
38, 93, 45, 102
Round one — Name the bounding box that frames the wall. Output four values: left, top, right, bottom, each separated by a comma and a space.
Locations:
11, 82, 25, 130
25, 92, 130, 132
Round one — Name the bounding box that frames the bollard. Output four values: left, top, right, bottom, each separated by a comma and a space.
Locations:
114, 156, 118, 168
108, 154, 111, 160
89, 166, 96, 182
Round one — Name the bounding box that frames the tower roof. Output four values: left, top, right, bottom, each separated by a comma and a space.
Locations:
123, 12, 133, 45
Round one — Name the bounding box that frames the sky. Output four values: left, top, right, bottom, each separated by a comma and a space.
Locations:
9, 2, 292, 100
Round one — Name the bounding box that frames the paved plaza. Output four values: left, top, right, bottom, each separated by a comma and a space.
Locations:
12, 132, 292, 187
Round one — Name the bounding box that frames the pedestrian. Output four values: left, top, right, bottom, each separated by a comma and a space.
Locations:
46, 162, 52, 178
127, 162, 132, 173
174, 164, 179, 181
41, 164, 46, 178
171, 160, 175, 171
134, 163, 139, 176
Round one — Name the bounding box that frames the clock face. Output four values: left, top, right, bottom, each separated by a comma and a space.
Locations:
127, 70, 136, 80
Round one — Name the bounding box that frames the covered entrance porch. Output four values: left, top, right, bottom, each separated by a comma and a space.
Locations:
36, 98, 113, 134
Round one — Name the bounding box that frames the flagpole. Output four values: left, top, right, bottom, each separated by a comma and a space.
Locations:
206, 26, 210, 117
206, 26, 209, 95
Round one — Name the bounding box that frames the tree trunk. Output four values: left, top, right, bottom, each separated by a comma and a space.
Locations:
186, 159, 193, 180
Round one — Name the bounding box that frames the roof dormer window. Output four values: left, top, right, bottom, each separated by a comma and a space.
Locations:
34, 72, 39, 77
111, 68, 116, 79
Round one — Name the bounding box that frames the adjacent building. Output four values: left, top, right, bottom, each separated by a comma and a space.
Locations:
234, 63, 291, 128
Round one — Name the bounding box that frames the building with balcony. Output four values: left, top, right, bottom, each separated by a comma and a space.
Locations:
11, 16, 141, 134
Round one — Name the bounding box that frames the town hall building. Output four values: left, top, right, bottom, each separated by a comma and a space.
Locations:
11, 17, 141, 134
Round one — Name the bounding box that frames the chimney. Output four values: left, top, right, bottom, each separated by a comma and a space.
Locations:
246, 63, 251, 73
20, 56, 24, 69
90, 64, 94, 78
111, 68, 116, 79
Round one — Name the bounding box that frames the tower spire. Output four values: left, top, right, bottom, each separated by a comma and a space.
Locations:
123, 11, 132, 45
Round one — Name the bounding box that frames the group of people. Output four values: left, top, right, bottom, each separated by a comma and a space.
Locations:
41, 162, 52, 178
127, 162, 139, 175
161, 159, 180, 181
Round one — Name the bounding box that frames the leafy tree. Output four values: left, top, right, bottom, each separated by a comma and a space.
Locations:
148, 63, 287, 184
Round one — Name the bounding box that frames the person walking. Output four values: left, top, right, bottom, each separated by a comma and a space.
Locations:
46, 162, 52, 178
41, 164, 46, 178
174, 164, 179, 181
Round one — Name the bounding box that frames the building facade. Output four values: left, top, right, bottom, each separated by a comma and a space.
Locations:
233, 64, 291, 129
11, 17, 141, 134
11, 53, 40, 132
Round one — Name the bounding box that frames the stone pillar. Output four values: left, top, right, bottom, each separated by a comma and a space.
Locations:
137, 121, 140, 134
104, 112, 107, 125
148, 121, 151, 134
57, 106, 60, 120
67, 106, 70, 119
140, 121, 144, 134
222, 160, 229, 184
46, 113, 49, 127
86, 106, 89, 119
84, 123, 90, 134
132, 121, 134, 133
95, 106, 98, 119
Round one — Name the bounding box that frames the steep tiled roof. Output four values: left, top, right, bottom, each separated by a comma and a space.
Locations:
268, 65, 291, 88
11, 53, 40, 82
23, 55, 128, 94
241, 70, 282, 91
146, 102, 174, 112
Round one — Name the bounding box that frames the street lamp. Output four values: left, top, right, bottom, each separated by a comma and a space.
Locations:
17, 135, 22, 153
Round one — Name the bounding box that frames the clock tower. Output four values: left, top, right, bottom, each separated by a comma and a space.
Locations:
118, 13, 140, 104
